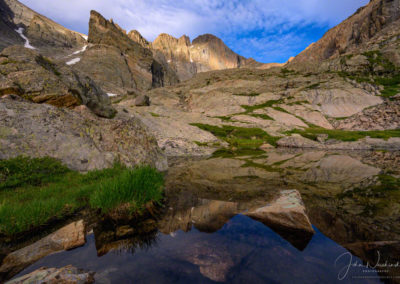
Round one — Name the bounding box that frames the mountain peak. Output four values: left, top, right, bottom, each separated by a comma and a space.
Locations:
192, 33, 221, 45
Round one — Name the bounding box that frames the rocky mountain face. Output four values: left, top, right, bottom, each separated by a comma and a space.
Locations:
131, 31, 260, 81
0, 0, 23, 50
1, 0, 86, 57
291, 0, 400, 67
72, 10, 178, 95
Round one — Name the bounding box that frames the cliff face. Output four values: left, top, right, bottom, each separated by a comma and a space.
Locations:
291, 0, 400, 64
1, 0, 86, 56
75, 11, 179, 94
190, 34, 246, 72
129, 31, 259, 81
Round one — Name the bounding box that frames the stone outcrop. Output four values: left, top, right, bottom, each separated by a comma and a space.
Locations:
291, 0, 400, 65
0, 45, 116, 118
75, 11, 178, 95
0, 98, 168, 171
0, 221, 85, 281
245, 190, 315, 250
7, 265, 94, 284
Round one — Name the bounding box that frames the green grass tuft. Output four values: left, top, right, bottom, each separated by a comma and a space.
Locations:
90, 166, 163, 214
0, 156, 71, 190
241, 99, 283, 112
233, 92, 260, 97
0, 158, 164, 235
190, 123, 280, 147
249, 113, 274, 120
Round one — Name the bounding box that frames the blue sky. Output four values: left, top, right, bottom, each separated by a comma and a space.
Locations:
20, 0, 369, 63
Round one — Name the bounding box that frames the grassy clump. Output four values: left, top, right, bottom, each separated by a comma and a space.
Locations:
214, 116, 235, 122
272, 106, 290, 114
190, 123, 280, 147
90, 166, 163, 214
149, 112, 161, 117
241, 99, 283, 113
372, 175, 400, 192
285, 127, 400, 142
212, 148, 266, 158
363, 50, 396, 73
375, 74, 400, 98
0, 157, 164, 235
233, 92, 260, 97
0, 156, 71, 190
249, 113, 274, 121
287, 100, 309, 106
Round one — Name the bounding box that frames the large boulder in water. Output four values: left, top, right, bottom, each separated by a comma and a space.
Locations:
245, 190, 315, 250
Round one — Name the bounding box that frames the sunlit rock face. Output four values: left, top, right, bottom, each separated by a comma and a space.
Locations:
130, 31, 260, 82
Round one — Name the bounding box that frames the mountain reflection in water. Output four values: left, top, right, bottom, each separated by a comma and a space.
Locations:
11, 150, 400, 283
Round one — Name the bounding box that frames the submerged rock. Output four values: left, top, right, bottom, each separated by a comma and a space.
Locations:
0, 220, 85, 281
6, 265, 94, 284
245, 190, 315, 250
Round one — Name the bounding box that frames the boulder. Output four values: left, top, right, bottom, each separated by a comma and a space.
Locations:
245, 190, 315, 250
134, 95, 150, 106
0, 221, 85, 281
0, 98, 168, 172
6, 265, 94, 284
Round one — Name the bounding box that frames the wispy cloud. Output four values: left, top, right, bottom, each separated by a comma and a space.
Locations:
20, 0, 369, 62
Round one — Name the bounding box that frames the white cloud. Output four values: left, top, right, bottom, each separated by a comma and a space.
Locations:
20, 0, 369, 62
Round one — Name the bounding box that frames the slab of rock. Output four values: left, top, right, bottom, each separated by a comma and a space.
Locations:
6, 265, 94, 284
0, 221, 85, 281
0, 99, 168, 171
245, 190, 315, 250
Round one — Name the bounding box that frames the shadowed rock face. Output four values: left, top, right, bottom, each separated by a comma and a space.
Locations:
291, 0, 400, 65
1, 0, 86, 56
0, 0, 23, 50
0, 45, 116, 118
76, 10, 178, 95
